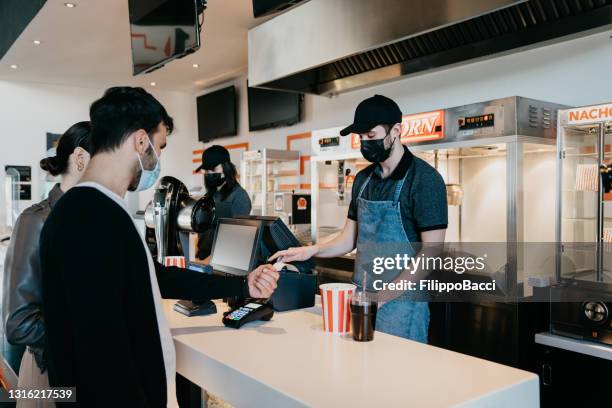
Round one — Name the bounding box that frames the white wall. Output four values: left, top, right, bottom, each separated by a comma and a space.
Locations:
0, 82, 98, 226
0, 81, 196, 226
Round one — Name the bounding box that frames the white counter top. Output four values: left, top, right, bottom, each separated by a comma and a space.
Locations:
164, 300, 538, 408
535, 332, 612, 361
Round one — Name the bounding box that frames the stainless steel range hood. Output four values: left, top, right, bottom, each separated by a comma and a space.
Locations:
248, 0, 612, 96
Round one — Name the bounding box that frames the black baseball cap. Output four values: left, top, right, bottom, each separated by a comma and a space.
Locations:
195, 145, 230, 172
340, 94, 402, 136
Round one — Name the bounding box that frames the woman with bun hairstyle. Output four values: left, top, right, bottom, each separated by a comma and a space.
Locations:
2, 121, 91, 407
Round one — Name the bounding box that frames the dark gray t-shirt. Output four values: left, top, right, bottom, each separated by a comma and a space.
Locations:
347, 146, 448, 243
212, 184, 252, 218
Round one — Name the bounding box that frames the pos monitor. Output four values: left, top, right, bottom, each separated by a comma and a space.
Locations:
215, 215, 316, 311
209, 218, 263, 276
234, 215, 315, 274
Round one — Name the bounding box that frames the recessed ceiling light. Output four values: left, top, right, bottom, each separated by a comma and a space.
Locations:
150, 82, 156, 86
33, 40, 41, 45
64, 3, 76, 8
10, 65, 17, 69
192, 63, 199, 68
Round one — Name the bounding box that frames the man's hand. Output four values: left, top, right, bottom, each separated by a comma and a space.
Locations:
269, 245, 318, 263
247, 264, 280, 298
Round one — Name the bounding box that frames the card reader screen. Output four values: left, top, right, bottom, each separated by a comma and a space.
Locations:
245, 303, 262, 309
211, 223, 258, 274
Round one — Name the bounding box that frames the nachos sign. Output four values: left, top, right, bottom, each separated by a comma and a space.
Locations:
567, 104, 612, 125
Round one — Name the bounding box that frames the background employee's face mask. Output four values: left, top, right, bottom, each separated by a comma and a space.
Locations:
204, 172, 225, 192
133, 137, 161, 192
360, 129, 395, 163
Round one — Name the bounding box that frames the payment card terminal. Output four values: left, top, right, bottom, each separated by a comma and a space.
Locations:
222, 299, 274, 329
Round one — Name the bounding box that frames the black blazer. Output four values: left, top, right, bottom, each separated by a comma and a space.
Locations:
40, 187, 249, 407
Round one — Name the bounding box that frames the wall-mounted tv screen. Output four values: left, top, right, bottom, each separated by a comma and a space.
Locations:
252, 0, 309, 18
128, 0, 200, 75
248, 85, 302, 131
197, 86, 238, 142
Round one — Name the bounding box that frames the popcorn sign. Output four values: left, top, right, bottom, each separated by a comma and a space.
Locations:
351, 110, 445, 149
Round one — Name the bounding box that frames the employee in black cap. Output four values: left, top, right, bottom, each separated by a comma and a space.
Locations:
195, 145, 251, 259
271, 95, 448, 343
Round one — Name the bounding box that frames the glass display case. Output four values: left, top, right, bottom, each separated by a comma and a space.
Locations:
240, 148, 301, 216
552, 103, 612, 345
557, 107, 612, 285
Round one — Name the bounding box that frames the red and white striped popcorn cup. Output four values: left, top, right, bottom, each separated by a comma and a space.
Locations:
164, 256, 186, 268
319, 283, 356, 334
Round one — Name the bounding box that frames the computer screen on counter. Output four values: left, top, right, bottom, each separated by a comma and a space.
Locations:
234, 215, 315, 274
209, 218, 263, 276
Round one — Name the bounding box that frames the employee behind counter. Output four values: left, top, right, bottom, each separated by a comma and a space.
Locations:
195, 145, 252, 260
271, 94, 448, 344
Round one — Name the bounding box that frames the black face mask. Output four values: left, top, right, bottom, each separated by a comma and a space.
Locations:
360, 131, 395, 163
204, 173, 224, 191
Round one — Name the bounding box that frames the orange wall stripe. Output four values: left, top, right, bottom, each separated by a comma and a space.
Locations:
299, 155, 310, 175
298, 183, 336, 190
224, 142, 250, 150
286, 132, 311, 150
319, 183, 336, 189
277, 184, 300, 191
192, 142, 250, 157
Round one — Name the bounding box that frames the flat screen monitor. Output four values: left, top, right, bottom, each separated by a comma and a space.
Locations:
234, 215, 315, 273
129, 0, 200, 75
248, 85, 302, 131
210, 218, 262, 276
197, 86, 238, 142
252, 0, 307, 18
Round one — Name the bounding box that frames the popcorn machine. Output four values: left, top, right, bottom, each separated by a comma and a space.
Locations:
552, 103, 612, 345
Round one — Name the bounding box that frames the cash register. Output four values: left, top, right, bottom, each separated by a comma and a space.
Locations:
208, 217, 317, 328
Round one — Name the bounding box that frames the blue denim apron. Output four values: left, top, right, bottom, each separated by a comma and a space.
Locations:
353, 170, 430, 343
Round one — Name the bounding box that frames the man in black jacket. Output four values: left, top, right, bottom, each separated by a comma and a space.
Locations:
39, 87, 279, 407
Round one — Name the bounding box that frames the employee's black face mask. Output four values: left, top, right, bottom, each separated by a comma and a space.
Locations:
204, 172, 224, 191
360, 129, 395, 163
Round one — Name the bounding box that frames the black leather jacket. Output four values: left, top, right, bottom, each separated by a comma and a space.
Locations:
3, 184, 63, 371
